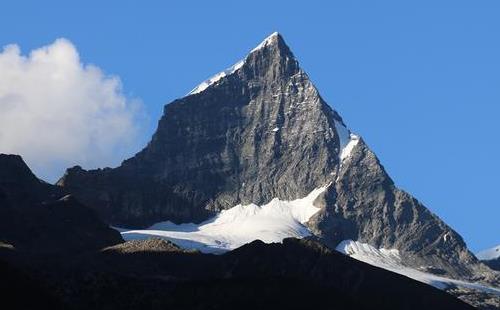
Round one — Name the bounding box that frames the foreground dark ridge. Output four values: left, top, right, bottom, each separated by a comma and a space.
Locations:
0, 154, 122, 255
0, 154, 477, 309
0, 237, 475, 310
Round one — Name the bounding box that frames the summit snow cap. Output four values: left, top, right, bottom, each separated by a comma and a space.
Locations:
188, 32, 285, 95
250, 31, 281, 52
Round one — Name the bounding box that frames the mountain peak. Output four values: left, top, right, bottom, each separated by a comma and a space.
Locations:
59, 32, 480, 281
250, 32, 282, 52
248, 32, 294, 60
188, 32, 294, 95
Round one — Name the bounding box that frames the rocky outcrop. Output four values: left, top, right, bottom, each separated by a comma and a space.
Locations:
0, 154, 123, 255
447, 286, 500, 310
58, 34, 483, 280
103, 238, 194, 254
309, 139, 479, 278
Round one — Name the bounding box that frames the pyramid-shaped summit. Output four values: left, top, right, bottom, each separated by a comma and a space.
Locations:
60, 32, 350, 224
59, 33, 481, 280
188, 32, 294, 95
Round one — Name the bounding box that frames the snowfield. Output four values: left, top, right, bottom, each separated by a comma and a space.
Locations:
118, 186, 328, 253
116, 189, 499, 296
337, 240, 500, 295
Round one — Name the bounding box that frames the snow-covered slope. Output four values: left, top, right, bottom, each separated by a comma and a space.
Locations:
118, 186, 328, 253
336, 240, 500, 295
476, 245, 500, 261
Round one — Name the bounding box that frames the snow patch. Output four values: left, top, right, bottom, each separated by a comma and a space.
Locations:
476, 245, 500, 261
118, 186, 328, 254
341, 135, 360, 161
334, 120, 360, 161
272, 127, 280, 132
337, 240, 500, 295
443, 232, 450, 242
337, 239, 401, 265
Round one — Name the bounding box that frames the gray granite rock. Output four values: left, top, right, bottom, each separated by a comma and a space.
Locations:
58, 33, 494, 284
308, 139, 480, 279
58, 34, 342, 227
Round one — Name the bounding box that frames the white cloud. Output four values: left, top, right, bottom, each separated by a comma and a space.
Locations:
0, 39, 144, 182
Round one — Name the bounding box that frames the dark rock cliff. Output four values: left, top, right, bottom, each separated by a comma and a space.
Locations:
0, 154, 122, 255
28, 238, 474, 310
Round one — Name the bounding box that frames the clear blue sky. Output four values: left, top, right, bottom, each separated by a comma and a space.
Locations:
1, 1, 498, 252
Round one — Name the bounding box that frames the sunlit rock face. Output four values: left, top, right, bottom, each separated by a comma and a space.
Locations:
58, 33, 344, 227
58, 33, 481, 280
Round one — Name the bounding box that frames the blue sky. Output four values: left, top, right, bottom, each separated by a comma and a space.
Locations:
1, 1, 498, 251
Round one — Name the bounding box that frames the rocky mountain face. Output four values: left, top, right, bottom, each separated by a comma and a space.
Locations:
58, 33, 485, 280
0, 154, 122, 255
59, 33, 342, 227
309, 140, 480, 278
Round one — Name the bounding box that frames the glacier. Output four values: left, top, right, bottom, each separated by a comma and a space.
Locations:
117, 186, 328, 254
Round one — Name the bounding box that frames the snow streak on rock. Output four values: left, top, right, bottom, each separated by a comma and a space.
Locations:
334, 120, 359, 161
